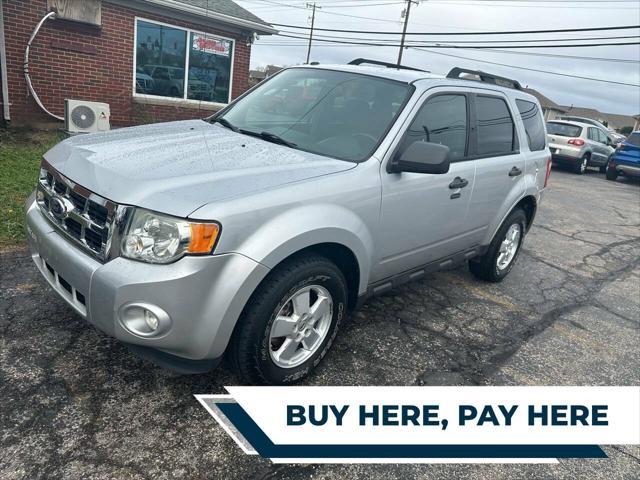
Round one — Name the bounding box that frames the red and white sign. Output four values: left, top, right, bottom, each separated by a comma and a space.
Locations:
192, 34, 231, 57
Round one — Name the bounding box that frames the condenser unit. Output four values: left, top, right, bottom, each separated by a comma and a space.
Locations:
64, 99, 110, 134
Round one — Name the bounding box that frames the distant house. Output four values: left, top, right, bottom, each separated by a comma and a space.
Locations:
249, 69, 266, 81
521, 88, 566, 121
248, 65, 283, 87
634, 115, 640, 132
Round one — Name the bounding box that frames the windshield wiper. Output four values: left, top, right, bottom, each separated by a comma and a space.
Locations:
213, 117, 238, 132
240, 130, 298, 149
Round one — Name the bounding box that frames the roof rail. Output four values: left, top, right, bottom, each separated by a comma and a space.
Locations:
348, 58, 427, 72
446, 67, 522, 90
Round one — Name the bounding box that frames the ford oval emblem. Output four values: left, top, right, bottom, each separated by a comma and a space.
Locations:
50, 196, 67, 220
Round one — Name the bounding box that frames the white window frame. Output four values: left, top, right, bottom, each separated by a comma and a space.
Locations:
133, 17, 235, 107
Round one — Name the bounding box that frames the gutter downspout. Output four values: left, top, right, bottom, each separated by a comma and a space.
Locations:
0, 0, 11, 122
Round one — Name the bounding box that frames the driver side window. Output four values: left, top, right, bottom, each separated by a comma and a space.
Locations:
399, 94, 468, 161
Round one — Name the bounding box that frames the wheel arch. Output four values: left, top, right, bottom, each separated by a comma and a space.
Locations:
483, 194, 538, 246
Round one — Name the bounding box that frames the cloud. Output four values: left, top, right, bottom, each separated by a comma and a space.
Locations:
239, 0, 640, 115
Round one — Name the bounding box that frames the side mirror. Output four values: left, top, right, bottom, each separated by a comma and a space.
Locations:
389, 141, 451, 174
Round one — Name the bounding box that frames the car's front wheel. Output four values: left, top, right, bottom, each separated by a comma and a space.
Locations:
469, 209, 527, 282
228, 254, 347, 384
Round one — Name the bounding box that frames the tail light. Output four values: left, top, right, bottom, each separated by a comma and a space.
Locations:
544, 156, 552, 188
568, 138, 585, 146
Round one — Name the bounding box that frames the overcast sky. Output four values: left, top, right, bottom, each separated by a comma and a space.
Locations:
236, 0, 640, 116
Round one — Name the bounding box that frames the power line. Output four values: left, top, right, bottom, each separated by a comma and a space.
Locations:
269, 23, 640, 36
274, 32, 640, 48
410, 46, 640, 87
277, 29, 640, 44
256, 39, 640, 63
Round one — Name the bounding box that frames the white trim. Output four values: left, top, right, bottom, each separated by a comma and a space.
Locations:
140, 0, 276, 35
0, 0, 10, 121
132, 16, 235, 107
132, 94, 224, 110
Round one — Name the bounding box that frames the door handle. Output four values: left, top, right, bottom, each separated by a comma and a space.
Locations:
449, 177, 469, 189
509, 166, 523, 177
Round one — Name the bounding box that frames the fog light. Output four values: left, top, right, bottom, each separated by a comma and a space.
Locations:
144, 309, 159, 331
118, 303, 171, 338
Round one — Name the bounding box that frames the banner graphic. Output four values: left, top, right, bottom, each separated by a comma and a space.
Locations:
196, 386, 640, 464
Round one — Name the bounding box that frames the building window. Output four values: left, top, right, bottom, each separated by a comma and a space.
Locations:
135, 19, 234, 104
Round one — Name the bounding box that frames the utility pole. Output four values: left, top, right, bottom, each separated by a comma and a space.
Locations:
305, 2, 320, 64
397, 0, 419, 67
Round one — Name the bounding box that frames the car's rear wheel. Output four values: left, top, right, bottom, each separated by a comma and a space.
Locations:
469, 209, 527, 283
228, 254, 347, 384
575, 154, 589, 174
606, 162, 618, 181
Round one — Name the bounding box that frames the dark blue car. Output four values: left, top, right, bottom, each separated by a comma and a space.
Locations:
607, 131, 640, 181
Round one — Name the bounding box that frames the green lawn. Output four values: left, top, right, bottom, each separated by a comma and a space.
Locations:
0, 129, 66, 248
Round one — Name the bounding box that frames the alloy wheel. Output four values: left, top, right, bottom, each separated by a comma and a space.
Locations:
269, 285, 333, 368
497, 223, 522, 271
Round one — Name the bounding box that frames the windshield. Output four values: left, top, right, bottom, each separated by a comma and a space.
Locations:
216, 68, 412, 162
627, 132, 640, 147
547, 122, 582, 137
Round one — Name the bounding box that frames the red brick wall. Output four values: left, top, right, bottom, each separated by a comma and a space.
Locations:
2, 0, 253, 127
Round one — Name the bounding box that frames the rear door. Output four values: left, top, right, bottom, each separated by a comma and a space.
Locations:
464, 91, 526, 243
515, 98, 549, 191
596, 129, 614, 164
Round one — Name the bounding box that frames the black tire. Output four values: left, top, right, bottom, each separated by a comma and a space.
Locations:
228, 254, 347, 385
599, 165, 607, 174
606, 163, 618, 181
469, 209, 527, 283
574, 154, 589, 174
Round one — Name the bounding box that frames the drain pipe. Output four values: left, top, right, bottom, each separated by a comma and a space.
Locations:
0, 0, 10, 122
24, 10, 64, 121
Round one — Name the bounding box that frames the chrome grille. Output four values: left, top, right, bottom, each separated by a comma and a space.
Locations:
37, 162, 118, 262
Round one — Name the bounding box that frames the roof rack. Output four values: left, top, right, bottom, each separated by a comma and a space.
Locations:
348, 58, 427, 72
446, 67, 522, 90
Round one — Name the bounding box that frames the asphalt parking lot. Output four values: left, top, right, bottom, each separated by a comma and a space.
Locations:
1, 167, 639, 479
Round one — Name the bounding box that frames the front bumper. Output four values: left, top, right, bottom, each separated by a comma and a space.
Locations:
25, 197, 270, 366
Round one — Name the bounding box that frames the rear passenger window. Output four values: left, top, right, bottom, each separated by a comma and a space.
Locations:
401, 94, 468, 161
475, 96, 517, 156
516, 100, 546, 151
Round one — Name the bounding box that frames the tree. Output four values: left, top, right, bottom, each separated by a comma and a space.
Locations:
619, 126, 633, 135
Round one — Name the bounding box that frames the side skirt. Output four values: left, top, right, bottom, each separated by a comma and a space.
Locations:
355, 246, 487, 309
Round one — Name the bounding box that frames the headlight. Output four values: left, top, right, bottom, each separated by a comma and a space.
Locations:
121, 209, 220, 264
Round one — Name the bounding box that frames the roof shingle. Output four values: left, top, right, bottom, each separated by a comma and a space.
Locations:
164, 0, 272, 29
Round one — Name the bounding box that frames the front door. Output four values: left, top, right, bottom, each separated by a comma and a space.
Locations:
374, 89, 478, 282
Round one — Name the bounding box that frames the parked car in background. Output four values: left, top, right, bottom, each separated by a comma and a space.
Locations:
135, 68, 156, 94
144, 65, 213, 100
606, 131, 640, 181
560, 115, 613, 137
609, 132, 627, 146
547, 120, 614, 174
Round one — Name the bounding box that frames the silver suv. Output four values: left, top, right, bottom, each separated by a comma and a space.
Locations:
25, 60, 550, 384
547, 120, 615, 174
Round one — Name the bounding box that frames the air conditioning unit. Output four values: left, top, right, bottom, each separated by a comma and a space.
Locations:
64, 99, 110, 134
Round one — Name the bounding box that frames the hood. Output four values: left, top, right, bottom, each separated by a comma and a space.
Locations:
44, 120, 356, 217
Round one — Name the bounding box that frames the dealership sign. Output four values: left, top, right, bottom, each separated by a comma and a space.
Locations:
196, 386, 640, 463
192, 34, 230, 57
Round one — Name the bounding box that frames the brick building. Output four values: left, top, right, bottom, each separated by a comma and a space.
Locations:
0, 0, 274, 128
